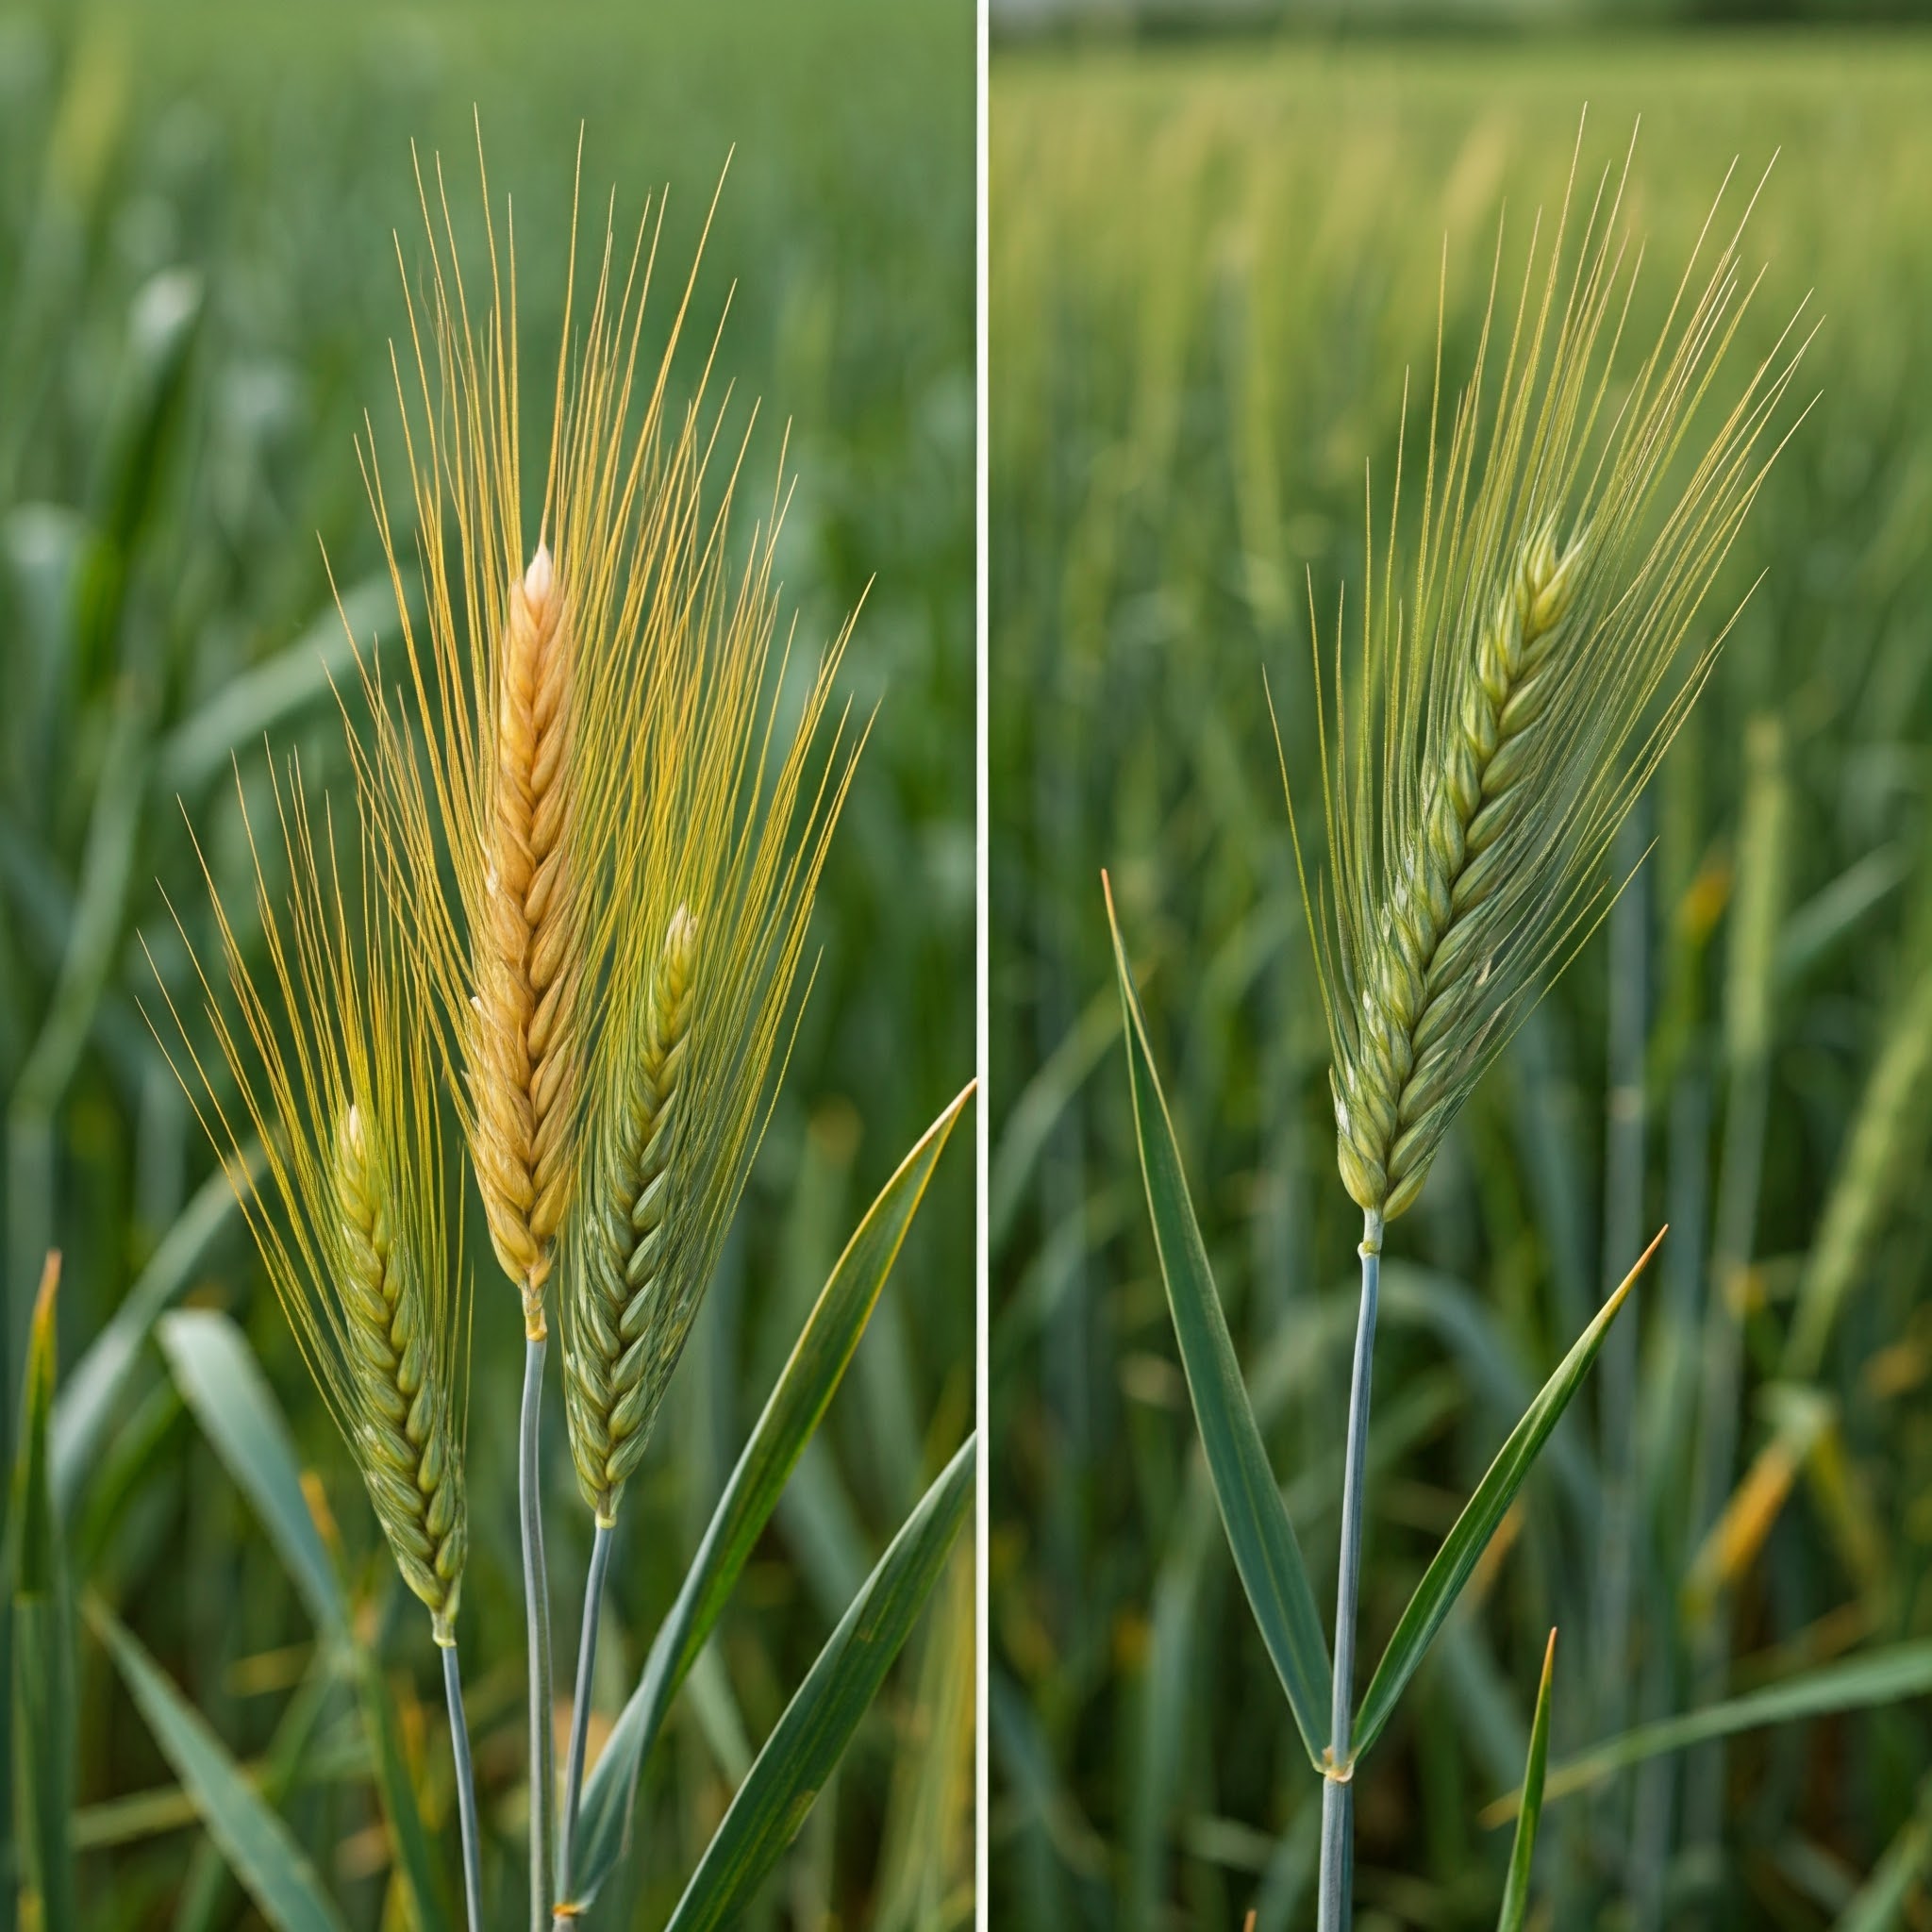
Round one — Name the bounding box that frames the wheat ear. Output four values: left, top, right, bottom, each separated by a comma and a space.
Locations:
568, 906, 695, 1524
1334, 523, 1585, 1218
334, 1103, 468, 1635
557, 427, 861, 1530
147, 763, 470, 1640
1294, 140, 1815, 1225
475, 542, 584, 1335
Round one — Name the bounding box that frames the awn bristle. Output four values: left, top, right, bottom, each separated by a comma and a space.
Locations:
567, 907, 695, 1524
149, 764, 470, 1641
1293, 136, 1814, 1224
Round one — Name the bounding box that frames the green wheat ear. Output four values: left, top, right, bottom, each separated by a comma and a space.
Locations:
567, 905, 696, 1523
149, 761, 471, 1640
1287, 136, 1814, 1226
559, 448, 863, 1527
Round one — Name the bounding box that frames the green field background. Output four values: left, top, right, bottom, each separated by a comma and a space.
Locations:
0, 1, 974, 1925
991, 32, 1932, 1931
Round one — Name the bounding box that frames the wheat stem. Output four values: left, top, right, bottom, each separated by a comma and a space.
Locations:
441, 1638, 483, 1932
522, 1334, 556, 1926
1318, 1210, 1382, 1932
557, 1518, 613, 1918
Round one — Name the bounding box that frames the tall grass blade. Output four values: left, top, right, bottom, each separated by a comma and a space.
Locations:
1105, 873, 1333, 1769
157, 1309, 346, 1643
1354, 1228, 1665, 1759
1833, 1774, 1932, 1932
1785, 955, 1932, 1378
10, 1255, 74, 1932
1484, 1641, 1932, 1818
51, 1152, 258, 1519
659, 1435, 974, 1932
157, 576, 403, 796
88, 1598, 349, 1932
570, 1080, 974, 1904
157, 1308, 451, 1932
170, 1658, 336, 1932
1496, 1631, 1557, 1932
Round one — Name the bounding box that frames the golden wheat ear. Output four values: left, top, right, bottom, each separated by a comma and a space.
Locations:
1291, 140, 1814, 1226
560, 454, 863, 1525
147, 761, 470, 1640
470, 538, 583, 1331
351, 139, 728, 1339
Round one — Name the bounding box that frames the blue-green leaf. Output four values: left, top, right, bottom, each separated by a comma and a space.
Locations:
89, 1599, 348, 1932
1354, 1228, 1664, 1761
53, 1153, 258, 1520
156, 1308, 345, 1642
663, 1436, 974, 1932
571, 1080, 974, 1906
1104, 875, 1331, 1769
1496, 1632, 1556, 1932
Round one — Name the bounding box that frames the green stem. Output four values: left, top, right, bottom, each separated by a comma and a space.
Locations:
1318, 1211, 1381, 1932
522, 1333, 556, 1926
557, 1518, 614, 1917
442, 1639, 484, 1932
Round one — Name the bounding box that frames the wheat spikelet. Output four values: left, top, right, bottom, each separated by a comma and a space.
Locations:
148, 763, 470, 1640
1291, 134, 1814, 1225
349, 132, 732, 1334
559, 447, 862, 1524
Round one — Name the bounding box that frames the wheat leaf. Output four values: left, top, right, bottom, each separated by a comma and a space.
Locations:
1105, 874, 1332, 1770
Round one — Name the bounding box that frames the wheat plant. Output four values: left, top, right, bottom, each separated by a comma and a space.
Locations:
1107, 132, 1810, 1928
95, 135, 973, 1932
351, 134, 739, 1921
146, 762, 485, 1923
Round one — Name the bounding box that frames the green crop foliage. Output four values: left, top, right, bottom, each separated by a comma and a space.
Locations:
991, 32, 1932, 1931
0, 0, 974, 1925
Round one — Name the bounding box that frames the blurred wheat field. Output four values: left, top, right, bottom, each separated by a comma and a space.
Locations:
991, 32, 1932, 1932
0, 0, 974, 1924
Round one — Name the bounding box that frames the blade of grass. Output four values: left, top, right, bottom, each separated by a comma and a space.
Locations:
158, 575, 404, 795
1484, 1641, 1932, 1820
11, 1254, 75, 1931
1353, 1228, 1666, 1761
659, 1435, 974, 1932
157, 1308, 449, 1932
170, 1658, 338, 1932
1105, 872, 1332, 1770
1833, 1772, 1932, 1932
53, 1148, 260, 1519
156, 1309, 345, 1643
88, 1597, 349, 1932
1496, 1632, 1557, 1932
